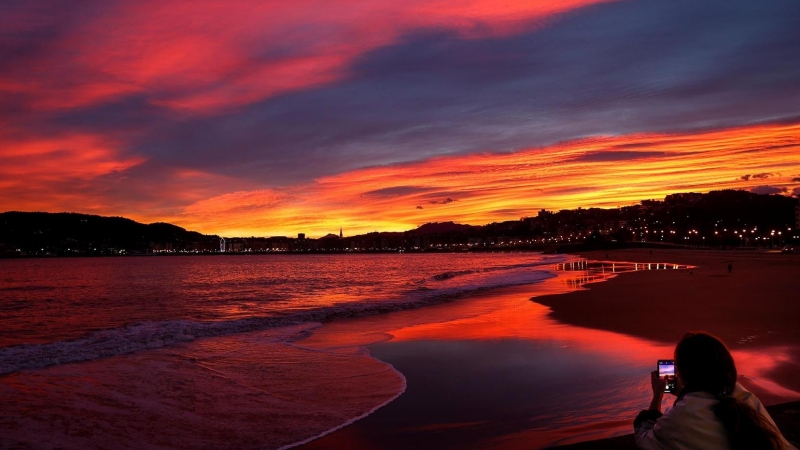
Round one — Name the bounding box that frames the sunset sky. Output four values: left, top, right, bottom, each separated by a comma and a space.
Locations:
2, 0, 800, 237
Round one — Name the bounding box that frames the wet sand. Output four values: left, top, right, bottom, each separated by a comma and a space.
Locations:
298, 249, 800, 449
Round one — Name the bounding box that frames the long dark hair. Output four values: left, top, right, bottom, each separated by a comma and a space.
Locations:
674, 332, 784, 450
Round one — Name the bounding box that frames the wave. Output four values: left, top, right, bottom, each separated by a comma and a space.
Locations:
427, 257, 563, 282
0, 260, 563, 376
431, 271, 466, 280
0, 285, 57, 292
277, 361, 408, 450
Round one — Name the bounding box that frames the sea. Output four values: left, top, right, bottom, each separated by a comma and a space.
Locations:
0, 254, 796, 449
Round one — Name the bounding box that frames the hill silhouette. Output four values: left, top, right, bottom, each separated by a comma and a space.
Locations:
413, 221, 476, 235
0, 212, 218, 255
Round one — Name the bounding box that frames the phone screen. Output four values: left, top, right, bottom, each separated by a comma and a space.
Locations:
658, 360, 676, 393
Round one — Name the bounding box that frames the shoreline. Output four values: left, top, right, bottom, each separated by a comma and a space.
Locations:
297, 249, 800, 449
0, 242, 750, 259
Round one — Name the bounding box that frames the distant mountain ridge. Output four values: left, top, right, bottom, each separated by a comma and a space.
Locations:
412, 221, 476, 235
0, 212, 218, 255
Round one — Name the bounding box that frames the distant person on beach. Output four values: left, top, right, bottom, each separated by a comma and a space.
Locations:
634, 332, 795, 450
728, 263, 733, 274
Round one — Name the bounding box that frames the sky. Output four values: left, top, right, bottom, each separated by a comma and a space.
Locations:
2, 0, 800, 237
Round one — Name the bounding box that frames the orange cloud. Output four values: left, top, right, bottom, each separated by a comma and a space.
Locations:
3, 120, 798, 237
173, 121, 800, 237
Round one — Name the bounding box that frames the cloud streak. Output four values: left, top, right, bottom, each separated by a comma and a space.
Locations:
0, 0, 611, 115
168, 122, 800, 236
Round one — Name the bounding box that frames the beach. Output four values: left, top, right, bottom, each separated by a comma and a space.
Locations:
1, 250, 798, 449
299, 249, 800, 449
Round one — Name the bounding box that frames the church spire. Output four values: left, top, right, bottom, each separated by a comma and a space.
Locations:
339, 227, 343, 238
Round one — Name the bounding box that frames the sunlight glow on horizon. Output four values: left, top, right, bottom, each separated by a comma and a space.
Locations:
160, 121, 800, 237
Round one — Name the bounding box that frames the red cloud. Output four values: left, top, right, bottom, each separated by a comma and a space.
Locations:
1, 0, 614, 115
0, 132, 144, 212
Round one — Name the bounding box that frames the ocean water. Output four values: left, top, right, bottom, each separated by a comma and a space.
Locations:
0, 253, 562, 449
0, 254, 561, 372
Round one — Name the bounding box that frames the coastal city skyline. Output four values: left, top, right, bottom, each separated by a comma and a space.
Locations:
2, 1, 800, 237
2, 190, 797, 256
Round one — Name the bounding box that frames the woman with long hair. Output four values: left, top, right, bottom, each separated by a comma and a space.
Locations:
634, 332, 796, 449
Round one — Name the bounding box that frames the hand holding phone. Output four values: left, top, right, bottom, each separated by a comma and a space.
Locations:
658, 360, 676, 393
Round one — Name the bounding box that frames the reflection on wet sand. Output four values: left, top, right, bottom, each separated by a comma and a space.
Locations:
550, 260, 689, 290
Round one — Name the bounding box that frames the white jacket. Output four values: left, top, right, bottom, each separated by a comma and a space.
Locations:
634, 383, 796, 450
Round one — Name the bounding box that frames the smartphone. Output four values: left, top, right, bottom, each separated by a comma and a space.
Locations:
658, 360, 676, 393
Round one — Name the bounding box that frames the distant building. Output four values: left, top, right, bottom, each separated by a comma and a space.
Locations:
468, 237, 484, 246
268, 237, 289, 251
339, 227, 343, 238
319, 232, 342, 251
796, 200, 800, 229
298, 233, 305, 240
220, 238, 226, 252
